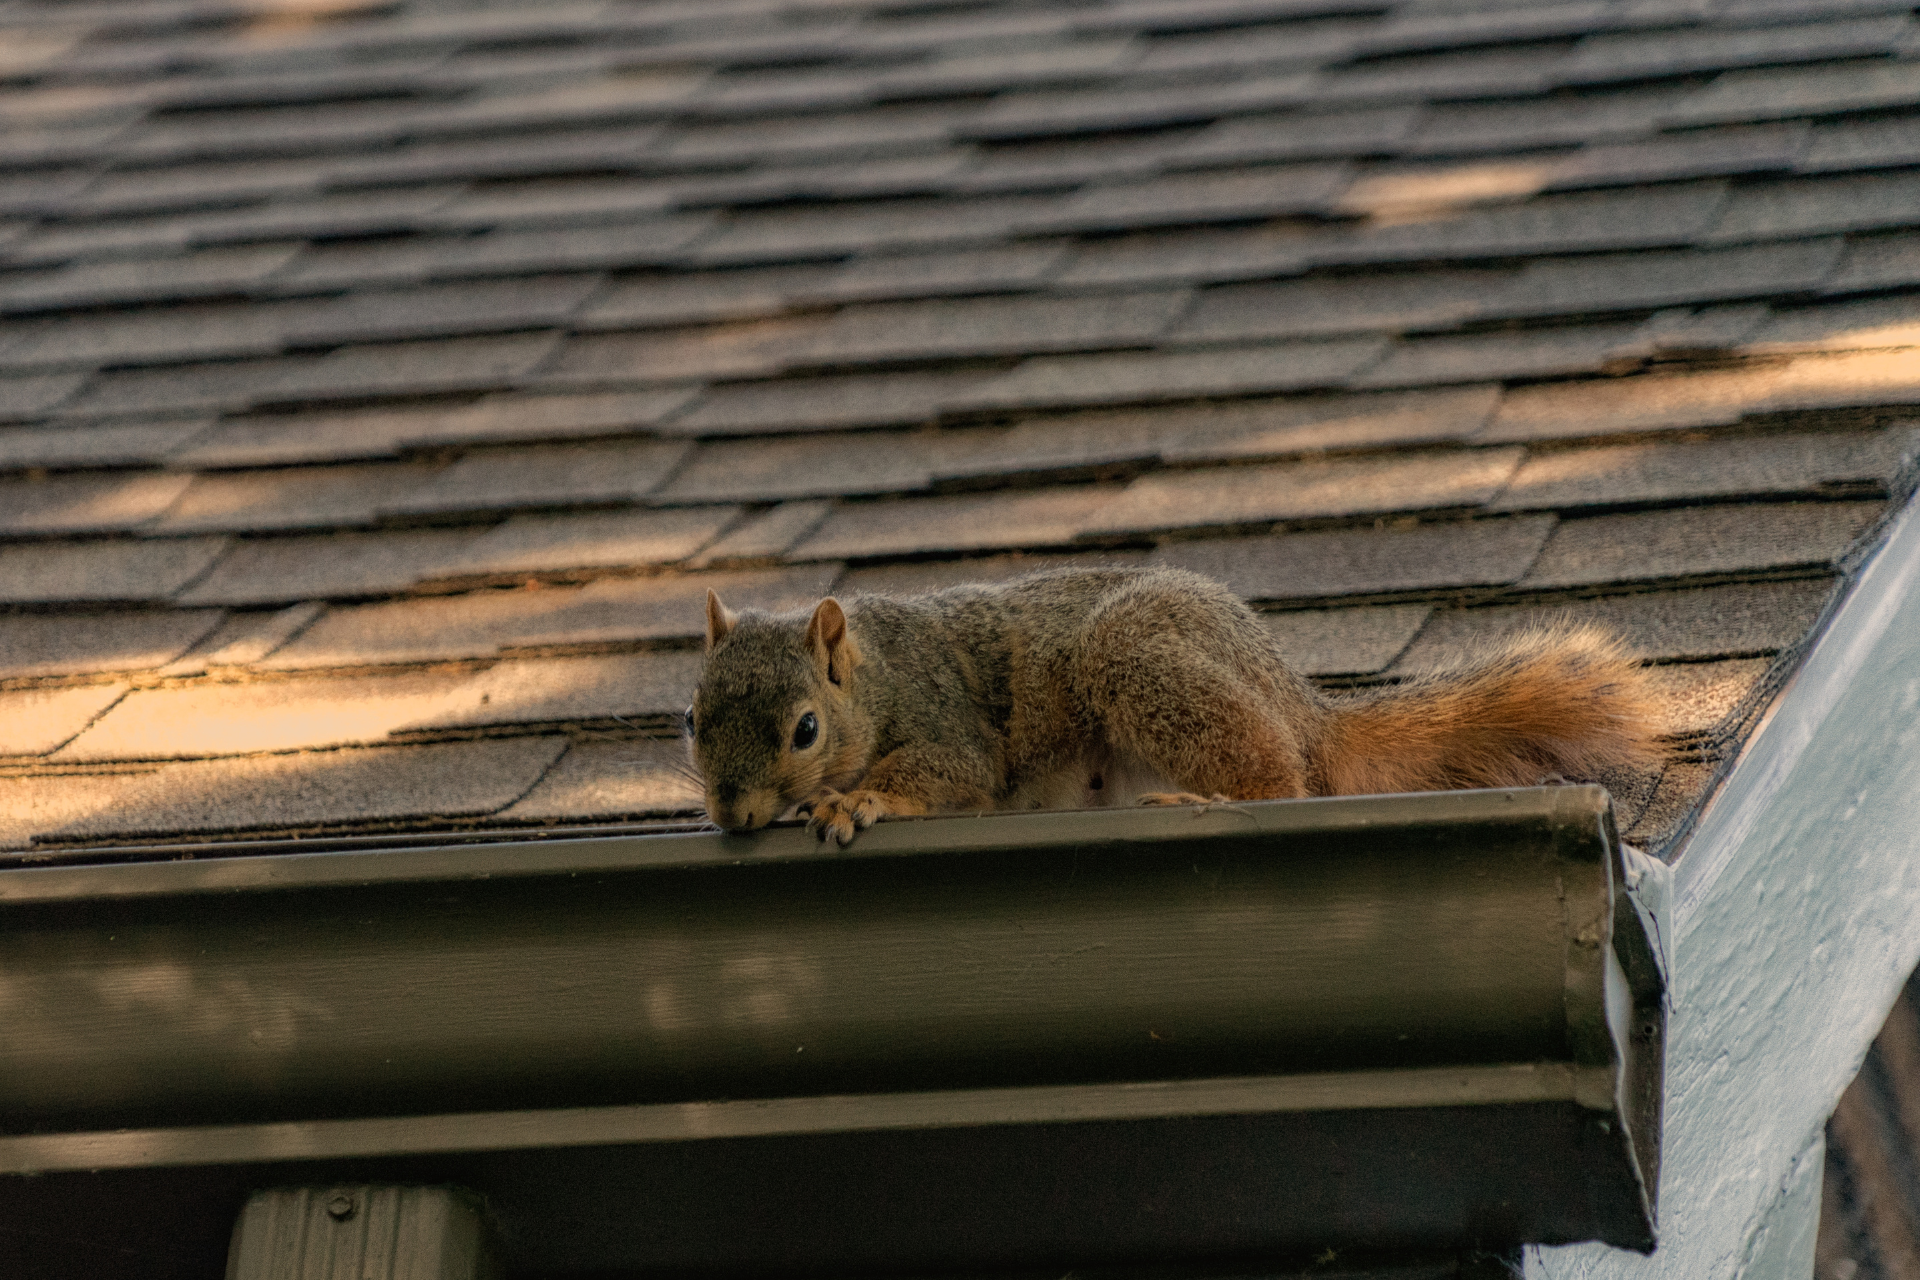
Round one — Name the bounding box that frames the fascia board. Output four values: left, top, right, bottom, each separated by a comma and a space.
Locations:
1531, 489, 1920, 1280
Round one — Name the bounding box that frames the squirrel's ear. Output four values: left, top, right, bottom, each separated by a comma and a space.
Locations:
705, 589, 737, 651
804, 597, 863, 686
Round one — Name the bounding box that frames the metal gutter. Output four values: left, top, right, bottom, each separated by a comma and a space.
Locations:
0, 786, 1664, 1278
1532, 489, 1920, 1280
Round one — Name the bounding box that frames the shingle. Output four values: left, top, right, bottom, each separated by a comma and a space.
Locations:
1313, 45, 1568, 105
1353, 324, 1643, 389
150, 463, 446, 535
1641, 657, 1775, 738
41, 736, 569, 842
497, 738, 702, 821
950, 131, 1189, 193
398, 650, 705, 731
1354, 2, 1620, 57
576, 265, 835, 329
1392, 577, 1836, 668
1084, 447, 1525, 536
0, 772, 159, 853
653, 107, 954, 167
420, 178, 677, 231
383, 440, 693, 517
69, 157, 327, 217
427, 217, 721, 278
677, 152, 979, 207
1404, 86, 1690, 155
0, 418, 210, 471
1173, 269, 1515, 343
264, 236, 457, 292
323, 127, 663, 187
0, 684, 130, 758
1519, 500, 1883, 589
1800, 114, 1920, 173
790, 486, 1126, 560
1151, 514, 1553, 601
873, 37, 1142, 97
408, 73, 706, 136
1494, 429, 1909, 511
186, 186, 471, 246
1621, 760, 1718, 849
687, 501, 835, 566
1333, 159, 1556, 219
1746, 294, 1920, 353
656, 428, 1000, 504
0, 471, 193, 536
1075, 0, 1381, 35
1704, 171, 1920, 244
0, 168, 99, 219
170, 406, 433, 469
274, 274, 604, 346
1562, 15, 1912, 84
1546, 122, 1810, 189
1018, 162, 1352, 232
1260, 604, 1434, 677
1770, 347, 1920, 410
0, 371, 87, 420
665, 369, 997, 436
836, 549, 1150, 596
1052, 223, 1321, 288
263, 564, 844, 667
1663, 59, 1920, 127
0, 535, 228, 604
174, 528, 483, 606
1492, 238, 1843, 320
810, 243, 1070, 303
0, 609, 226, 679
1330, 181, 1729, 265
684, 196, 1054, 266
64, 333, 566, 418
795, 289, 1191, 366
536, 315, 829, 388
1478, 365, 1786, 442
957, 72, 1316, 140
425, 507, 741, 580
1825, 230, 1920, 293
400, 388, 701, 448
942, 386, 1495, 480
1618, 303, 1773, 358
158, 601, 327, 674
0, 305, 284, 373
54, 669, 484, 762
1175, 106, 1423, 166
950, 337, 1390, 412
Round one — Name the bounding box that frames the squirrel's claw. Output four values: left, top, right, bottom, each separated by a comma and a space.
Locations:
804, 788, 892, 846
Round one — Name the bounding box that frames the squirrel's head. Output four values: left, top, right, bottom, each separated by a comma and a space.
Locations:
688, 590, 867, 832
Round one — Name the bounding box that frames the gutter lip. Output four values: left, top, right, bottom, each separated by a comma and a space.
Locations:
0, 1062, 1611, 1176
0, 783, 1612, 902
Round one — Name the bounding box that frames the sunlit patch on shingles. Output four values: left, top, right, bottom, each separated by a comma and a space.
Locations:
1336, 162, 1557, 225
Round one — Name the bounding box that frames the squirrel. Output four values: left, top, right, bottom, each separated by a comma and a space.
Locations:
687, 566, 1661, 845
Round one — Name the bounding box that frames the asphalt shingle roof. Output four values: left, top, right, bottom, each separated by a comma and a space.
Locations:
3, 0, 1919, 859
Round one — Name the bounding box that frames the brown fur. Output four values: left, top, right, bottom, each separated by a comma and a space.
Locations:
686, 567, 1662, 843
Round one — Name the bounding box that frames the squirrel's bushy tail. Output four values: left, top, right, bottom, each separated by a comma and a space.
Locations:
1310, 624, 1664, 797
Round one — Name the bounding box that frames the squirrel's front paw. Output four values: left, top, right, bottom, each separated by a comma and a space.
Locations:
804, 789, 893, 846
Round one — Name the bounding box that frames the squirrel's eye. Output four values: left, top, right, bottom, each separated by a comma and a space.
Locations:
683, 706, 695, 737
792, 711, 818, 750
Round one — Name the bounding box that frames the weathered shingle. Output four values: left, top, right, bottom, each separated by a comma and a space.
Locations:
1393, 578, 1837, 667
399, 650, 705, 731
1664, 59, 1920, 128
0, 536, 229, 604
0, 371, 87, 420
383, 440, 694, 517
666, 369, 996, 435
1260, 604, 1434, 677
1493, 429, 1911, 512
174, 528, 483, 606
1518, 500, 1883, 589
657, 428, 1000, 504
1084, 447, 1524, 536
151, 463, 447, 534
793, 289, 1192, 365
0, 419, 211, 471
1746, 294, 1920, 353
0, 471, 194, 536
536, 315, 828, 387
1172, 269, 1513, 342
953, 338, 1389, 412
0, 609, 227, 679
1019, 161, 1352, 232
426, 507, 741, 580
790, 486, 1125, 560
1353, 324, 1643, 389
0, 684, 130, 758
1478, 365, 1786, 442
688, 501, 835, 567
41, 736, 568, 842
1150, 514, 1554, 600
498, 738, 702, 820
1705, 171, 1920, 244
